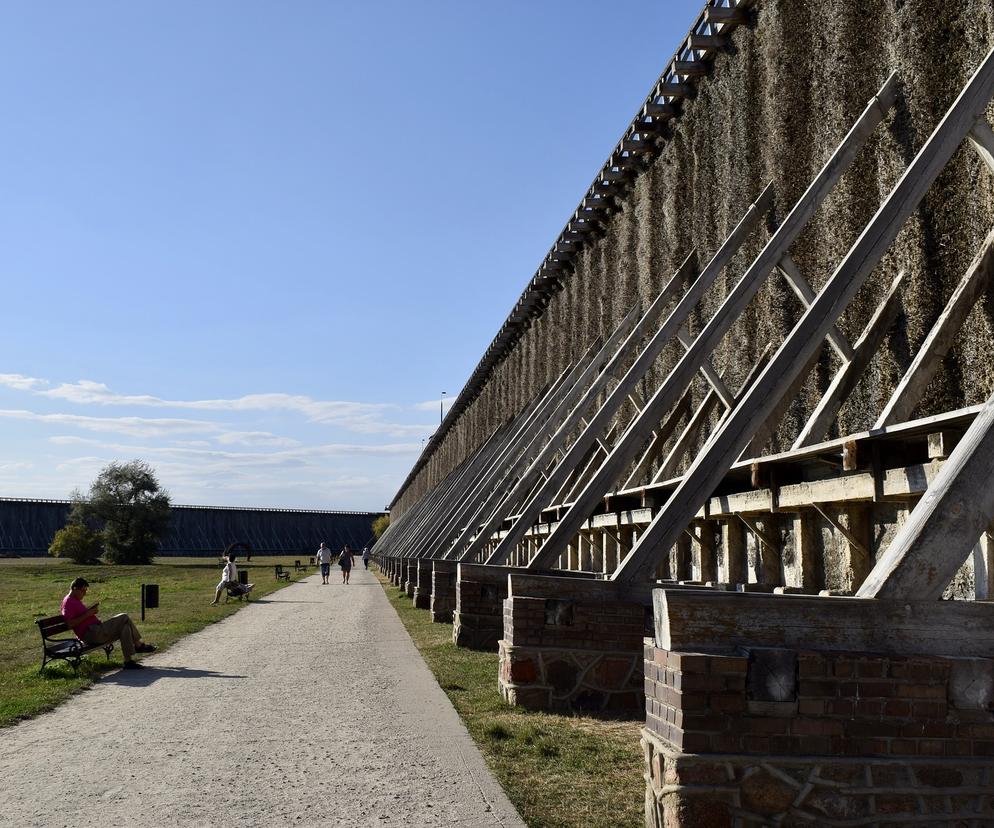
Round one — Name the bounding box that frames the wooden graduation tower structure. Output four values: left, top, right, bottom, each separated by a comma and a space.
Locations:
379, 1, 994, 823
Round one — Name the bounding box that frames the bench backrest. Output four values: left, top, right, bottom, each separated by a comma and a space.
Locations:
37, 614, 71, 639
275, 565, 285, 574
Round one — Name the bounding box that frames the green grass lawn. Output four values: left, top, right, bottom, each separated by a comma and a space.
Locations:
0, 554, 311, 727
375, 570, 645, 828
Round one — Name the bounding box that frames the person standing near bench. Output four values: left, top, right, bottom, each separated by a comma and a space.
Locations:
60, 577, 156, 670
316, 541, 332, 585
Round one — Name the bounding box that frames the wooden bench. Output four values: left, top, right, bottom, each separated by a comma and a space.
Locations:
36, 615, 113, 675
274, 565, 290, 581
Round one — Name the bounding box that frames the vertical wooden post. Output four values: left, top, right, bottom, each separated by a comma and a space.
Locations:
792, 509, 821, 591
846, 504, 873, 588
722, 519, 746, 584
758, 515, 783, 587
580, 532, 593, 571
591, 529, 605, 573
974, 532, 994, 599
675, 532, 693, 581
695, 520, 718, 583
603, 530, 619, 575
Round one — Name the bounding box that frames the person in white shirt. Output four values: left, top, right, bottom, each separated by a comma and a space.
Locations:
316, 542, 332, 584
211, 553, 239, 604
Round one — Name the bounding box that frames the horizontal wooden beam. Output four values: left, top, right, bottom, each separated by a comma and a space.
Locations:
654, 588, 994, 657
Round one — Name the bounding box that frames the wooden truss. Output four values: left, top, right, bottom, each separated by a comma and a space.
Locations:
380, 43, 994, 610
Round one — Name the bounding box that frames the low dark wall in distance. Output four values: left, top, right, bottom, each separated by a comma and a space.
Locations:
0, 498, 381, 556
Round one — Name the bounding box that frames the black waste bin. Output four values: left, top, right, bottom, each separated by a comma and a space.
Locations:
143, 583, 159, 608
238, 570, 248, 585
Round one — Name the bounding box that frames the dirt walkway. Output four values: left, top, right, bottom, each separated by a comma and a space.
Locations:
0, 566, 526, 828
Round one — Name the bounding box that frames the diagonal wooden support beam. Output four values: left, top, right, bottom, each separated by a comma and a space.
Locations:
438, 309, 642, 561
810, 502, 870, 560
659, 344, 772, 482
676, 327, 735, 407
485, 183, 776, 567
615, 55, 994, 585
968, 118, 994, 174
858, 386, 994, 600
622, 385, 695, 489
794, 270, 906, 449
454, 252, 699, 562
875, 226, 994, 428
776, 254, 855, 362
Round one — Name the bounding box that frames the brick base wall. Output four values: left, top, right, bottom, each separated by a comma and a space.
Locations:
643, 642, 994, 825
499, 639, 643, 713
497, 595, 648, 713
452, 576, 507, 651
412, 560, 433, 609
430, 562, 456, 624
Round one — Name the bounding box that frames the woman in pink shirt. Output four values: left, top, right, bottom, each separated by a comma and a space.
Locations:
61, 577, 156, 670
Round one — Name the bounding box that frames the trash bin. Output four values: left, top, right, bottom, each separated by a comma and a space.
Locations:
238, 570, 248, 585
143, 583, 159, 608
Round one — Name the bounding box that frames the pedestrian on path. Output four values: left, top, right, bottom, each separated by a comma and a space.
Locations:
316, 541, 332, 584
339, 545, 354, 584
61, 577, 156, 670
362, 547, 370, 569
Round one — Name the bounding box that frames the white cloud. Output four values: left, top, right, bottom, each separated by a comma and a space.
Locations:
215, 431, 301, 448
0, 373, 48, 392
24, 378, 433, 437
0, 409, 219, 438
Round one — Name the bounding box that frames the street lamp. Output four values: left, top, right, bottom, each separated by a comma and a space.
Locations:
440, 391, 447, 424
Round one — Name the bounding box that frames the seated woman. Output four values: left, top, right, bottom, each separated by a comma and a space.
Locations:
211, 553, 244, 604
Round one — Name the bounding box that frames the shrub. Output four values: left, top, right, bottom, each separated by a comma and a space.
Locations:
48, 523, 103, 564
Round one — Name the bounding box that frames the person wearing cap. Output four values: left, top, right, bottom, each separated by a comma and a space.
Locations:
60, 577, 156, 670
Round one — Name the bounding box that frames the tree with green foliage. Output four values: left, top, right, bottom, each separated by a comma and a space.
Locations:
68, 460, 172, 564
372, 513, 390, 539
48, 522, 104, 564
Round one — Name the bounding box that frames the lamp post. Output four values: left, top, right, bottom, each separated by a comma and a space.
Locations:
440, 391, 447, 424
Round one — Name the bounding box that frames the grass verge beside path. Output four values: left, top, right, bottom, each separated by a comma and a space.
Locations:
375, 570, 644, 828
0, 555, 311, 728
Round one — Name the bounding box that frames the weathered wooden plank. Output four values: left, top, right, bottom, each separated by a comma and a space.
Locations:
654, 588, 994, 658
875, 226, 994, 428
858, 386, 994, 600
617, 55, 994, 585
793, 270, 906, 449
653, 389, 721, 483
672, 60, 708, 77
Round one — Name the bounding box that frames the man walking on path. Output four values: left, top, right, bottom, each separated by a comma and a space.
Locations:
3, 563, 524, 827
362, 546, 371, 569
316, 541, 332, 584
61, 577, 156, 670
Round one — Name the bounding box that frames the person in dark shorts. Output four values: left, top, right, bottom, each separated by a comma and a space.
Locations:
339, 545, 354, 584
362, 547, 370, 569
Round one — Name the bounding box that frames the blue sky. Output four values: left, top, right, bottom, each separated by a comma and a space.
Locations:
0, 1, 701, 511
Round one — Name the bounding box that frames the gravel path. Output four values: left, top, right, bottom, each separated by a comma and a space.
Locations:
0, 566, 526, 828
